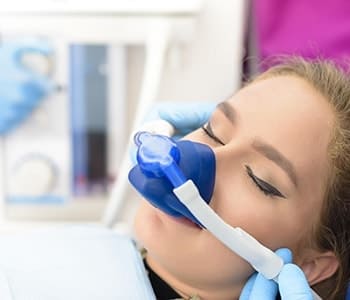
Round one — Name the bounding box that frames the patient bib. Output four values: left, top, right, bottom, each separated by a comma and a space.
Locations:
0, 226, 156, 300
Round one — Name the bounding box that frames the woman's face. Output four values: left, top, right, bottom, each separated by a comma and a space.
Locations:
134, 76, 334, 298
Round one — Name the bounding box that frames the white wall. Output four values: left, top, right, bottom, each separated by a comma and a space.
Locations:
127, 0, 246, 121
159, 0, 246, 101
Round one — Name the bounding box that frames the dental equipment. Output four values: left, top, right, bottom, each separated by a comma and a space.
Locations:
129, 130, 322, 300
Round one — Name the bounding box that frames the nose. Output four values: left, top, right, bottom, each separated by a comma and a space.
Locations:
210, 135, 248, 163
208, 139, 247, 206
129, 134, 216, 226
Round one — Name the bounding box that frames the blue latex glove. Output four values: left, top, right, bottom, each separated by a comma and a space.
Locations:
239, 248, 313, 300
130, 101, 216, 163
148, 101, 216, 137
0, 38, 54, 134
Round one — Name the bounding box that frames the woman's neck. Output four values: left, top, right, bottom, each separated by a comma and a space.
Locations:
145, 255, 246, 300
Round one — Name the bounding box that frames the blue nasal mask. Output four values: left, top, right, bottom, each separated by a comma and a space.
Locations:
128, 131, 215, 227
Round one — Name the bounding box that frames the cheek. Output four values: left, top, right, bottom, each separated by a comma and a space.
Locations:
133, 201, 159, 245
184, 130, 307, 250
211, 170, 306, 251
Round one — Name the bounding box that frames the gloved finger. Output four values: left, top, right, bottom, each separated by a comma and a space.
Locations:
14, 38, 53, 58
0, 82, 23, 101
0, 77, 53, 106
29, 75, 55, 94
275, 248, 293, 264
21, 77, 54, 104
239, 273, 258, 300
0, 106, 27, 134
142, 102, 193, 123
0, 122, 15, 135
158, 102, 216, 130
247, 272, 278, 299
12, 39, 53, 75
240, 249, 292, 300
279, 264, 313, 300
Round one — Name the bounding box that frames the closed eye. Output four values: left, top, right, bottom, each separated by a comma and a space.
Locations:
201, 122, 225, 145
245, 165, 285, 198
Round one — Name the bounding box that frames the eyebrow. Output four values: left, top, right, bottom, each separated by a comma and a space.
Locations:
217, 101, 298, 188
217, 102, 236, 124
252, 139, 298, 188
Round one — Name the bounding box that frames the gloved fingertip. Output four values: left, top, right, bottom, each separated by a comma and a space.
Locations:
249, 273, 278, 299
279, 264, 313, 300
239, 273, 257, 300
200, 102, 217, 113
275, 248, 293, 264
0, 117, 17, 135
38, 77, 55, 93
143, 103, 172, 123
16, 38, 53, 56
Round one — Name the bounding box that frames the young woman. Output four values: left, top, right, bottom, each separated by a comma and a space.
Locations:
133, 58, 350, 299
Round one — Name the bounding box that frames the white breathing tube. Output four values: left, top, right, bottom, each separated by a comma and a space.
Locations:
174, 180, 322, 300
142, 120, 322, 300
174, 180, 283, 279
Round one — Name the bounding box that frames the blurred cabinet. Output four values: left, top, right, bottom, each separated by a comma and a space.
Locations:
0, 0, 203, 223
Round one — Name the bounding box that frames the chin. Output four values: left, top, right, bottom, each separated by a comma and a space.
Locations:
133, 200, 254, 288
134, 200, 198, 260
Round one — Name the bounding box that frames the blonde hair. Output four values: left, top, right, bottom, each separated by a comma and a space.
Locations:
251, 57, 350, 299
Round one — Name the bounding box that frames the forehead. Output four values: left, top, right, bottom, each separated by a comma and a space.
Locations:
228, 76, 334, 191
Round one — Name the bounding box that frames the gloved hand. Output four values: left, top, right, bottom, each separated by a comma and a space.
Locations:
0, 38, 54, 134
130, 101, 216, 164
239, 248, 313, 300
147, 101, 216, 137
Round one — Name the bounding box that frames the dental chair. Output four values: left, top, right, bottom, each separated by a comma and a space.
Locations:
0, 226, 155, 300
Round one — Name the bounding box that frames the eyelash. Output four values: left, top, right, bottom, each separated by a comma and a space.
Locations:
201, 123, 225, 145
245, 165, 285, 198
200, 124, 285, 198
